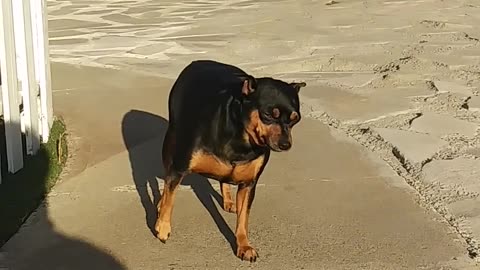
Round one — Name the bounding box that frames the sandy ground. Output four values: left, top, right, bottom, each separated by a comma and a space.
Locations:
2, 0, 480, 269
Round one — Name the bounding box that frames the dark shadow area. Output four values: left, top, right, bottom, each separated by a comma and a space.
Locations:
121, 109, 236, 252
0, 120, 125, 269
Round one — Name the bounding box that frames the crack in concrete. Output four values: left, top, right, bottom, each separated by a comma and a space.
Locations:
306, 110, 480, 260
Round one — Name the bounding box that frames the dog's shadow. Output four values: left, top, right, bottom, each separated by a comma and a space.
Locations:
121, 110, 236, 252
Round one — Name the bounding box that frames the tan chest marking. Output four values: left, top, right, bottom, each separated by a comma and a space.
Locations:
189, 151, 265, 184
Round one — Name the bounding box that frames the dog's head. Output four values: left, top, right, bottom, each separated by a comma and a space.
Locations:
241, 76, 305, 152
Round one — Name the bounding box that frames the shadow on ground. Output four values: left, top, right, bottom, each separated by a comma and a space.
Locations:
0, 121, 125, 269
121, 109, 237, 252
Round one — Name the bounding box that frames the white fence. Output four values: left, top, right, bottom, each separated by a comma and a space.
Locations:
0, 0, 53, 184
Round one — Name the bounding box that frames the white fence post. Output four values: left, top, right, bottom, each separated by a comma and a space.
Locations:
13, 0, 40, 155
0, 0, 25, 180
31, 0, 53, 143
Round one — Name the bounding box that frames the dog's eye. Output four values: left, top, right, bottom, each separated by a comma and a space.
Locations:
288, 112, 300, 126
290, 112, 299, 122
272, 108, 280, 119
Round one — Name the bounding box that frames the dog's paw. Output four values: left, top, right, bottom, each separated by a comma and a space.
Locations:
223, 200, 237, 213
237, 245, 258, 262
155, 221, 171, 243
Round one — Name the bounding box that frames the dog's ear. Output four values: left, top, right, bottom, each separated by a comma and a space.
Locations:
242, 75, 257, 96
290, 82, 307, 93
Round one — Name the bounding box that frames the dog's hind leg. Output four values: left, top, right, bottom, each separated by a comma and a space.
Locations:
161, 126, 175, 174
155, 170, 184, 243
155, 125, 184, 243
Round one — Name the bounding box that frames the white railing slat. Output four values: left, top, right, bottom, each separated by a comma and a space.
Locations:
0, 0, 25, 179
13, 0, 40, 155
31, 0, 53, 143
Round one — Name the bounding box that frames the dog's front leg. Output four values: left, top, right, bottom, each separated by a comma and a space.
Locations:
221, 183, 236, 213
235, 181, 258, 262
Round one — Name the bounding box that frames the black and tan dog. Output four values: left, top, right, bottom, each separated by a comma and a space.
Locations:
155, 60, 305, 262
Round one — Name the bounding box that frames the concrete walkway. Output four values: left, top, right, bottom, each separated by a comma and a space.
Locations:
2, 0, 480, 269
0, 63, 474, 269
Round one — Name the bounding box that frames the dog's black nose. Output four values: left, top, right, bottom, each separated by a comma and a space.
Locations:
278, 141, 291, 151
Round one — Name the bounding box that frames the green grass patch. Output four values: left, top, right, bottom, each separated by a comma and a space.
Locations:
0, 118, 68, 246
